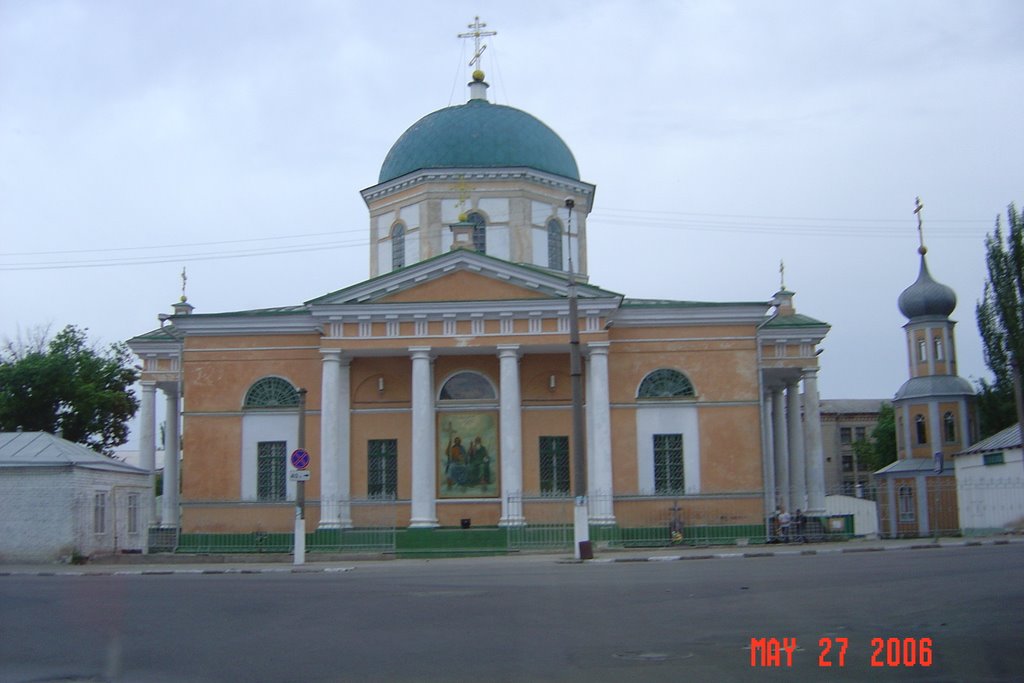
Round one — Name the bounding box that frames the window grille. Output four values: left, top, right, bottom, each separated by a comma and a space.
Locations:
840, 427, 852, 445
638, 369, 695, 399
391, 223, 405, 269
257, 441, 287, 501
943, 412, 956, 443
915, 415, 927, 445
93, 492, 107, 534
244, 378, 299, 408
127, 493, 139, 534
983, 452, 1005, 466
898, 485, 915, 522
439, 371, 496, 400
854, 426, 867, 442
547, 218, 563, 269
653, 433, 684, 494
539, 436, 570, 495
467, 211, 486, 253
368, 439, 398, 499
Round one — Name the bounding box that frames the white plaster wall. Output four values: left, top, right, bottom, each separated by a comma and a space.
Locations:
477, 198, 509, 222
241, 413, 299, 502
399, 204, 420, 229
531, 200, 553, 225
0, 467, 151, 562
488, 225, 510, 260
377, 212, 396, 239
824, 494, 880, 537
406, 230, 421, 265
441, 200, 462, 224
531, 227, 548, 268
635, 405, 701, 494
955, 448, 1024, 530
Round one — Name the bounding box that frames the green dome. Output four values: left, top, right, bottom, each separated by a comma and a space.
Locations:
378, 99, 580, 183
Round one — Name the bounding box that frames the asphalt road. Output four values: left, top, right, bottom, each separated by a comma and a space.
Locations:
1, 545, 1021, 682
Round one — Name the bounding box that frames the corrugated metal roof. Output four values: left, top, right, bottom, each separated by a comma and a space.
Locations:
875, 457, 947, 475
956, 423, 1022, 455
0, 432, 149, 474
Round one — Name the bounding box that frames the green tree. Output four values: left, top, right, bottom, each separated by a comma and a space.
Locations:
852, 403, 898, 474
0, 325, 139, 454
976, 203, 1024, 440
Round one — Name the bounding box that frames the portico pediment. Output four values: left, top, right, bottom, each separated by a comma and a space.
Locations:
306, 249, 620, 309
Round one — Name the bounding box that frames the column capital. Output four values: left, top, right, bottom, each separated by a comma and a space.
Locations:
586, 341, 610, 355
408, 346, 433, 360
497, 344, 520, 358
801, 366, 820, 379
140, 380, 158, 391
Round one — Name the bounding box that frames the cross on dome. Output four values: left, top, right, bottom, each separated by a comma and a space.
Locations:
914, 196, 927, 255
458, 16, 497, 76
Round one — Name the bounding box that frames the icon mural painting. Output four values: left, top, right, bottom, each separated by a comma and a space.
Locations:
438, 412, 498, 498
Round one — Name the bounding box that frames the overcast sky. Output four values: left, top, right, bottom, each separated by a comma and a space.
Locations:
2, 1, 1022, 412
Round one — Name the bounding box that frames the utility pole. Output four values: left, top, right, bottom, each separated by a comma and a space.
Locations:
566, 198, 591, 560
294, 388, 307, 566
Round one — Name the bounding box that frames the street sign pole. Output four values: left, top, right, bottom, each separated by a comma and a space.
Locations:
294, 388, 308, 566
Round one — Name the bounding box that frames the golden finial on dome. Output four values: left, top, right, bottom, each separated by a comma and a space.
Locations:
472, 69, 485, 82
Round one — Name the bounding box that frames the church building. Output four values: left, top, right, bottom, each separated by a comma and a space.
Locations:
875, 200, 977, 537
128, 21, 831, 543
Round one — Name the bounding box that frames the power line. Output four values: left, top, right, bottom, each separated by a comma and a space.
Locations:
0, 207, 994, 271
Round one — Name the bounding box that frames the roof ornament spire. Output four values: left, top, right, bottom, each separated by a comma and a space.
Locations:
914, 196, 927, 255
458, 16, 496, 101
779, 259, 786, 291
180, 266, 188, 303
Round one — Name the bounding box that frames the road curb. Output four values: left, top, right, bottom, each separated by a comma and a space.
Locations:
597, 537, 1024, 564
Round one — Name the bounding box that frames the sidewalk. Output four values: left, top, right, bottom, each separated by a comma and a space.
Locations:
2, 536, 1020, 576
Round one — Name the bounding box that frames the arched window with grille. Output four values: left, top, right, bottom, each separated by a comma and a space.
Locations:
391, 222, 406, 270
915, 414, 927, 445
637, 368, 696, 399
242, 377, 299, 503
467, 211, 486, 254
547, 218, 563, 270
244, 377, 299, 409
943, 411, 956, 443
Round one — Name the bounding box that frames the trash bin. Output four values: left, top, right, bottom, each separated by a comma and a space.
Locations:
578, 540, 593, 560
460, 518, 471, 529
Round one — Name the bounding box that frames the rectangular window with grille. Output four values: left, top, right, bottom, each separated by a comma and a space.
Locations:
653, 433, 684, 494
898, 485, 915, 522
127, 493, 139, 534
257, 441, 287, 501
840, 427, 852, 445
93, 492, 107, 534
539, 436, 570, 495
368, 439, 398, 499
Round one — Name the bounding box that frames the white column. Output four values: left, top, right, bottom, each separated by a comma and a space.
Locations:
139, 381, 157, 525
586, 343, 615, 525
802, 368, 826, 514
338, 356, 352, 528
760, 388, 776, 519
319, 350, 344, 532
786, 379, 806, 512
409, 348, 438, 527
498, 346, 525, 526
771, 387, 789, 512
161, 384, 180, 529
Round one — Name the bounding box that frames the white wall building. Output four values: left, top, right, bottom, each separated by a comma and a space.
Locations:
0, 432, 154, 562
954, 423, 1024, 533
